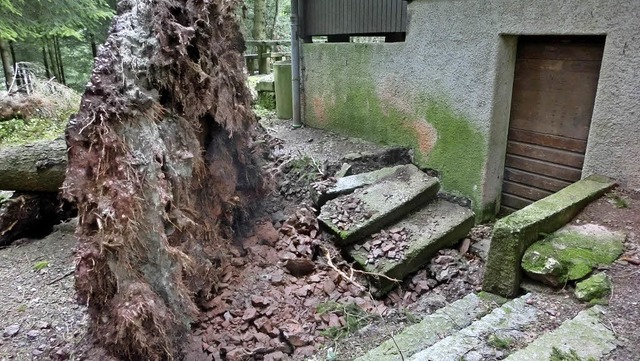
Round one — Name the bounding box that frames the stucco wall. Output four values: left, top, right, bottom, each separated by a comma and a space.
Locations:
301, 0, 640, 219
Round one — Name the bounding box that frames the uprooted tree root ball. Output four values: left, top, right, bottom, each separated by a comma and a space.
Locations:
63, 0, 265, 359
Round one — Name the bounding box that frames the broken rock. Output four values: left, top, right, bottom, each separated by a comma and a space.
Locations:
575, 273, 612, 303
3, 324, 19, 337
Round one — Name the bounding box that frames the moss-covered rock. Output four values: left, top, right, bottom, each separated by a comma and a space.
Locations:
575, 273, 612, 303
520, 252, 566, 287
522, 224, 624, 287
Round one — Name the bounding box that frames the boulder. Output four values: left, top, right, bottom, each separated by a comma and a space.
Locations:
521, 224, 624, 287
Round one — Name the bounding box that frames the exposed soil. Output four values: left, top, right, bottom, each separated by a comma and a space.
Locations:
569, 189, 640, 361
1, 116, 639, 361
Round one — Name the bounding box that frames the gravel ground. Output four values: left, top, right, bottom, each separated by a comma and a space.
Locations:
0, 219, 89, 360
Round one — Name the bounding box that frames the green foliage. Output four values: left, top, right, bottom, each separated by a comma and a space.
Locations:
240, 0, 291, 41
316, 301, 378, 340
284, 156, 323, 184
550, 347, 597, 361
1, 0, 114, 41
33, 260, 50, 271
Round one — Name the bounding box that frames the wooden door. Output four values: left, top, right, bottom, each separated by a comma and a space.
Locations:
501, 36, 605, 213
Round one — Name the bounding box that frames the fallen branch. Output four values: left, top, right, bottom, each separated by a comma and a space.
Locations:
321, 246, 401, 290
321, 246, 366, 291
390, 332, 405, 361
47, 270, 74, 285
350, 267, 401, 284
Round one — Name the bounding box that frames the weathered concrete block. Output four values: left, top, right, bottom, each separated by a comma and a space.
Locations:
522, 224, 624, 287
318, 165, 439, 245
409, 294, 539, 361
355, 292, 506, 361
312, 164, 409, 207
503, 306, 616, 361
348, 199, 474, 295
482, 175, 616, 298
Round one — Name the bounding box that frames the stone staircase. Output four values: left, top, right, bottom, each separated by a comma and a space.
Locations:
314, 165, 618, 361
357, 292, 616, 361
314, 164, 474, 296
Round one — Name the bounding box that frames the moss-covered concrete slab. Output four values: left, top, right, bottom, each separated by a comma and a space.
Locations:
318, 165, 439, 245
312, 164, 409, 206
503, 306, 616, 361
355, 292, 507, 361
522, 224, 624, 287
409, 294, 539, 361
483, 175, 616, 298
348, 199, 474, 295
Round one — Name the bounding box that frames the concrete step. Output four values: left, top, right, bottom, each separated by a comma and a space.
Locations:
355, 293, 507, 361
348, 199, 475, 295
312, 164, 412, 206
318, 164, 439, 245
503, 306, 616, 361
408, 293, 541, 361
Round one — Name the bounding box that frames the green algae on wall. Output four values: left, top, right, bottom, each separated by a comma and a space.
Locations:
421, 100, 486, 207
304, 44, 487, 210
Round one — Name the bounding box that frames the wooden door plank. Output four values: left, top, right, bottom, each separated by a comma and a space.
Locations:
504, 167, 572, 192
507, 141, 585, 169
508, 129, 587, 153
501, 193, 533, 210
502, 180, 553, 201
509, 89, 595, 140
505, 154, 582, 182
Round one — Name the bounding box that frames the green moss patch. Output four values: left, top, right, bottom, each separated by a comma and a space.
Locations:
574, 273, 612, 303
522, 225, 624, 286
303, 44, 487, 212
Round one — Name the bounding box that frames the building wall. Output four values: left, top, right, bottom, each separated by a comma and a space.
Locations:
301, 0, 640, 219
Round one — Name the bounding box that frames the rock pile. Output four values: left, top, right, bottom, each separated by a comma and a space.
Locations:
353, 227, 411, 265
322, 195, 371, 231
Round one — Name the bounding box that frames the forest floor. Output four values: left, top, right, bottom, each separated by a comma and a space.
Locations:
0, 114, 639, 361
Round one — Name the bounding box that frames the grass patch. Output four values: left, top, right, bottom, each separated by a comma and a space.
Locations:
285, 156, 324, 184
607, 193, 629, 209
316, 301, 378, 341
402, 308, 420, 324
487, 334, 514, 350
550, 347, 597, 361
33, 260, 50, 271
17, 304, 27, 312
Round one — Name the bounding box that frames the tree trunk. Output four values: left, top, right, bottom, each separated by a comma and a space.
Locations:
0, 139, 66, 192
63, 0, 264, 360
0, 38, 13, 90
269, 0, 280, 39
89, 33, 98, 58
46, 38, 59, 81
42, 43, 51, 79
253, 0, 267, 73
54, 37, 66, 85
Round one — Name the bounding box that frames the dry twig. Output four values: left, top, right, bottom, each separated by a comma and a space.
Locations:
321, 246, 401, 290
